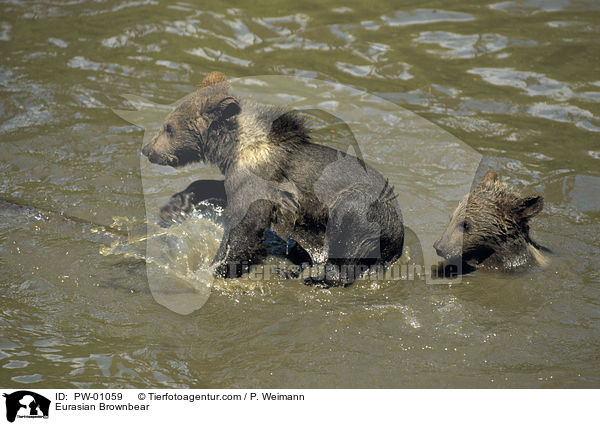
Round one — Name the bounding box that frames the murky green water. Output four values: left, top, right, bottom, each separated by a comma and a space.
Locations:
1, 0, 599, 388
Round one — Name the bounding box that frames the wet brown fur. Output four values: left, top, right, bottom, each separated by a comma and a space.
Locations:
142, 72, 404, 287
434, 170, 548, 271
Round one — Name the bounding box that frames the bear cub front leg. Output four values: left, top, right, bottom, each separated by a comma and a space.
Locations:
212, 200, 274, 278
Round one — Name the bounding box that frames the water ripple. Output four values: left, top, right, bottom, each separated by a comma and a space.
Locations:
381, 9, 475, 27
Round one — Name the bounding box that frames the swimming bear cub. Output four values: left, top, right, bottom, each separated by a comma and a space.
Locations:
142, 72, 404, 287
434, 170, 548, 272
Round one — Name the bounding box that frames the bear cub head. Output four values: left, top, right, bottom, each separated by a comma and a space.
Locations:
142, 72, 241, 168
434, 170, 547, 271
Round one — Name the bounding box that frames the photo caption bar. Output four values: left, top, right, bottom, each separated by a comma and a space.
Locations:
1, 389, 596, 424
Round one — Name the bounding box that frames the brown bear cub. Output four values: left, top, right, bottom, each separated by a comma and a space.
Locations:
142, 72, 404, 287
434, 170, 548, 272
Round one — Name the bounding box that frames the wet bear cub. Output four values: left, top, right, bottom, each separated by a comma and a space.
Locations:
142, 72, 404, 287
434, 170, 549, 272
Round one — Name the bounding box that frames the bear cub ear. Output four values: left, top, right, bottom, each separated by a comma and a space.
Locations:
216, 96, 241, 121
199, 71, 229, 89
513, 194, 544, 220
479, 170, 498, 187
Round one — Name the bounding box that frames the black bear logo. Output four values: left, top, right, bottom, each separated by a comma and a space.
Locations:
3, 391, 50, 423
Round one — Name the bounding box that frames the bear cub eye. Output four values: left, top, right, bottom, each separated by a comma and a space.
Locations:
459, 220, 470, 232
165, 123, 174, 136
